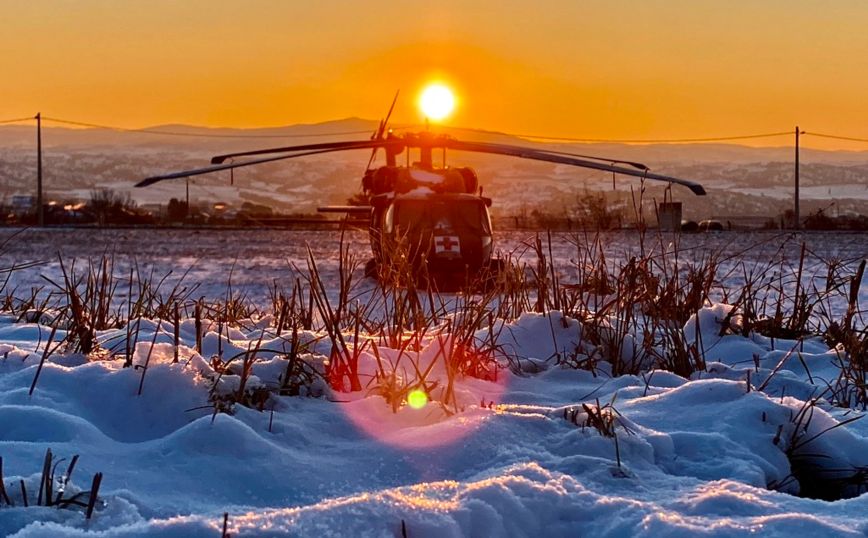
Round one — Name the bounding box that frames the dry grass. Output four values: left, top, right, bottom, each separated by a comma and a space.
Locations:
0, 227, 866, 501
1, 229, 865, 412
0, 450, 104, 517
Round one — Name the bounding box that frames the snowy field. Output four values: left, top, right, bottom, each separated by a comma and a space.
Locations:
1, 228, 866, 307
0, 228, 867, 537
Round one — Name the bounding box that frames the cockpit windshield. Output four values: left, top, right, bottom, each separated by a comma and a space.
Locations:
393, 198, 491, 234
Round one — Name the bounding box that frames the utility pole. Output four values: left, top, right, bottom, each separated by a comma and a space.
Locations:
794, 126, 801, 230
36, 112, 43, 227
185, 176, 190, 221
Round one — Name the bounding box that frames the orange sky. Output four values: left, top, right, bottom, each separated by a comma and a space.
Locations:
4, 1, 868, 149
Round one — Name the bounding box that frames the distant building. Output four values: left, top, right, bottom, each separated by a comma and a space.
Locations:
711, 215, 777, 230
10, 195, 35, 211
657, 202, 682, 231
139, 203, 164, 218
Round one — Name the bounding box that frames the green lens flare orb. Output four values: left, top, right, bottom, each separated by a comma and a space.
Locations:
407, 389, 428, 409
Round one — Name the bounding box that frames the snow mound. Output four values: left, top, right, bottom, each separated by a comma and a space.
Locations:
2, 300, 868, 536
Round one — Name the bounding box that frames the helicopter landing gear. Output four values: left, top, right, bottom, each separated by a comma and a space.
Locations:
363, 255, 506, 293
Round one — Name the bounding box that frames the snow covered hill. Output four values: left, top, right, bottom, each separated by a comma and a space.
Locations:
2, 120, 868, 218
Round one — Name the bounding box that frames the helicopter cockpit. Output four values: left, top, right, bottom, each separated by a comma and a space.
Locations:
388, 197, 491, 236
369, 163, 493, 280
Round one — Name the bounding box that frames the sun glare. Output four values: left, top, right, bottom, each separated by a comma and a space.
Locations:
419, 84, 455, 121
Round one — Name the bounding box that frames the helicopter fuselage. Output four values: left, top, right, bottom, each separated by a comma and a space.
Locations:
360, 162, 494, 285
369, 188, 493, 282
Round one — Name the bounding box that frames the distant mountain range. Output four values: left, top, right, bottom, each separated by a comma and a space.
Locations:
1, 118, 867, 219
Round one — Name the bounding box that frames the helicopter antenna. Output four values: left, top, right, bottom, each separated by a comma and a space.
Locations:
365, 90, 400, 172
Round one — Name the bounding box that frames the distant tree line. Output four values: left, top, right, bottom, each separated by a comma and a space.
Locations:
3, 188, 867, 231
0, 189, 327, 228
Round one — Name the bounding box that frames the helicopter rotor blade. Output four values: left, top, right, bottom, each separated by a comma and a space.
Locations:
445, 139, 706, 195
136, 142, 387, 188
383, 90, 399, 129
365, 120, 384, 171
365, 90, 400, 171
137, 130, 704, 194
210, 139, 382, 165
445, 139, 649, 171
535, 149, 648, 171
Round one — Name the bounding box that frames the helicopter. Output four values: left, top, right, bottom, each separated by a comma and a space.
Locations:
136, 96, 706, 288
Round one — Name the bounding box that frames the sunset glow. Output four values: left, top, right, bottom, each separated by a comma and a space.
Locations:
3, 2, 868, 149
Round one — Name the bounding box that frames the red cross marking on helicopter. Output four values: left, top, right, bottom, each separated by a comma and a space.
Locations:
435, 235, 459, 253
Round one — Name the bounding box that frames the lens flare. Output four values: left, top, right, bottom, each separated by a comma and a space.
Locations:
419, 84, 455, 121
338, 334, 509, 451
407, 389, 428, 409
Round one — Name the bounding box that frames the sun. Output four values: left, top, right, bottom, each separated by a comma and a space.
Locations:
419, 83, 455, 121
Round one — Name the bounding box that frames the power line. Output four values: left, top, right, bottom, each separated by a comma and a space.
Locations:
0, 116, 34, 125
443, 127, 795, 144
803, 131, 868, 144
13, 113, 868, 145
281, 122, 796, 144
39, 116, 375, 139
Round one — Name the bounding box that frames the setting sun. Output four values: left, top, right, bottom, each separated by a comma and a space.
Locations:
419, 83, 455, 121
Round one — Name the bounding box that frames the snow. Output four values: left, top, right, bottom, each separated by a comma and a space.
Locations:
732, 184, 868, 202
2, 228, 866, 312
0, 230, 867, 536
409, 169, 445, 184
404, 186, 437, 197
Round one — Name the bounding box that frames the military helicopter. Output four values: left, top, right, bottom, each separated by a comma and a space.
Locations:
136, 92, 705, 288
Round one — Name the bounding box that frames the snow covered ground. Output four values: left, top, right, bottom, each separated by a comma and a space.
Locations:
0, 229, 867, 537
2, 228, 866, 308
